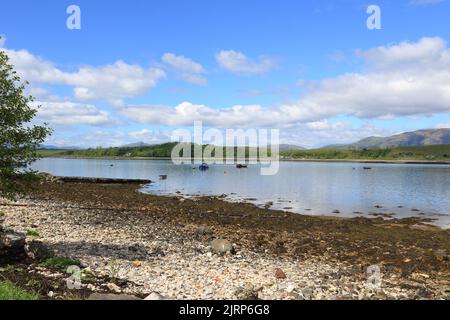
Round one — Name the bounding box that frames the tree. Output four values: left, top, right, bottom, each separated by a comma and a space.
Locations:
0, 39, 52, 200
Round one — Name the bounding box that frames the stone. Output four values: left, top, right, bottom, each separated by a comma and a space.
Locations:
106, 283, 122, 293
434, 249, 448, 261
25, 240, 54, 261
88, 293, 141, 300
144, 292, 170, 300
0, 231, 26, 250
132, 260, 142, 268
211, 239, 233, 255
196, 226, 213, 237
235, 285, 259, 300
275, 268, 287, 280
286, 283, 296, 293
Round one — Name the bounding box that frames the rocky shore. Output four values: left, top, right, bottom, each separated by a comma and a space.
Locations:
1, 180, 449, 300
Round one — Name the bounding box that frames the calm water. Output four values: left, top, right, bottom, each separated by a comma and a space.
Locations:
32, 158, 450, 228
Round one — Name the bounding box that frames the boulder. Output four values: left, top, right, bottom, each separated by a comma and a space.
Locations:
211, 239, 233, 255
0, 229, 26, 252
25, 240, 54, 261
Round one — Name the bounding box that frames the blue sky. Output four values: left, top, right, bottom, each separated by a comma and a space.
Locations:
1, 0, 450, 148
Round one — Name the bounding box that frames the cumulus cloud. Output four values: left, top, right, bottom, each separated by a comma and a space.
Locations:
436, 122, 450, 128
5, 48, 166, 106
44, 129, 173, 148
162, 53, 207, 85
121, 37, 450, 128
121, 102, 291, 127
216, 50, 276, 75
281, 122, 393, 148
32, 101, 117, 127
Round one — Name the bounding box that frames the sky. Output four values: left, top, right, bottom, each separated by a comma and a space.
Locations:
1, 0, 450, 148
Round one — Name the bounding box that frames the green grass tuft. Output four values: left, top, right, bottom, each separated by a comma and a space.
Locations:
41, 256, 80, 271
0, 281, 38, 300
26, 229, 40, 237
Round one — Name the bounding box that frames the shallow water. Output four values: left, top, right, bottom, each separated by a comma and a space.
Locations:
32, 158, 450, 228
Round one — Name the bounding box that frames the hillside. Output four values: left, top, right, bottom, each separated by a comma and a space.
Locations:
281, 144, 450, 161
38, 143, 450, 162
38, 143, 274, 159
332, 129, 450, 149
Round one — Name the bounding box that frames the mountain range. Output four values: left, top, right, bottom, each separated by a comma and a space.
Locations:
327, 129, 450, 149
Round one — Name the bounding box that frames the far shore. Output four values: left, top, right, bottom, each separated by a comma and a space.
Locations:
40, 155, 450, 165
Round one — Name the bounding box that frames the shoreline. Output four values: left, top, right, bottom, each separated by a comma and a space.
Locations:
1, 180, 449, 300
40, 155, 450, 165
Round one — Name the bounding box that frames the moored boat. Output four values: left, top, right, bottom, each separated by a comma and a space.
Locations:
199, 163, 209, 170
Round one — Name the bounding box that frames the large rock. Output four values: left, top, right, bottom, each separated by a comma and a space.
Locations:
0, 229, 26, 251
25, 240, 54, 261
0, 229, 26, 262
211, 239, 233, 255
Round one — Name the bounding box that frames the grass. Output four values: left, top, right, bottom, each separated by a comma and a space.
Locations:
281, 144, 450, 161
41, 256, 80, 271
26, 229, 40, 237
0, 281, 38, 300
38, 143, 450, 162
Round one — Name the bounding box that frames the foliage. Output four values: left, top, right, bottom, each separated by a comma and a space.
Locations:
38, 143, 450, 162
281, 144, 450, 161
41, 256, 80, 271
0, 40, 52, 200
0, 281, 38, 300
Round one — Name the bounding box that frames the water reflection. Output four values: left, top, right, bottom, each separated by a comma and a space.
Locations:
32, 158, 450, 228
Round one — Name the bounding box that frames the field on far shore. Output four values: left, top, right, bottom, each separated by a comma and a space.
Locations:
38, 143, 450, 163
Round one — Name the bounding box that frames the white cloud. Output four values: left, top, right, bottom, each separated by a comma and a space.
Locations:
281, 122, 393, 149
120, 37, 450, 128
436, 122, 450, 129
162, 53, 207, 85
216, 50, 276, 75
357, 37, 447, 70
44, 129, 173, 148
5, 49, 166, 106
0, 35, 5, 47
32, 101, 117, 127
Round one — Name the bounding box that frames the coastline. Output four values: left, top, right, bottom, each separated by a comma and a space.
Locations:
39, 155, 450, 165
1, 180, 449, 300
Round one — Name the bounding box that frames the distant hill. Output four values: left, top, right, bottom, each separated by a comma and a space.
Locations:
329, 129, 450, 149
279, 144, 450, 161
277, 144, 305, 151
121, 142, 155, 148
40, 144, 80, 150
